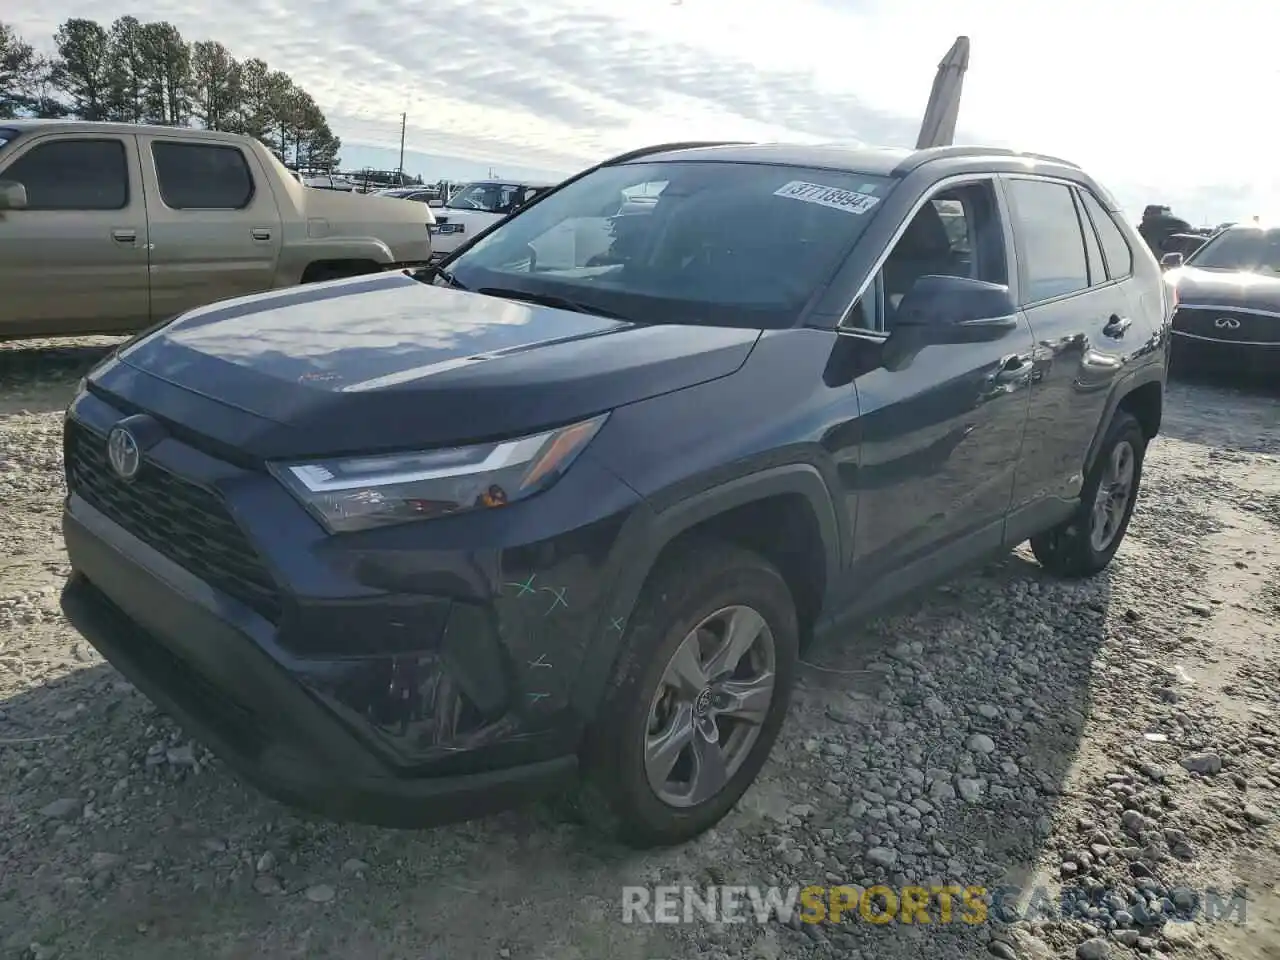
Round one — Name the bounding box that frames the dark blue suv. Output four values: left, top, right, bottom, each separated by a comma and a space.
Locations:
60, 141, 1171, 847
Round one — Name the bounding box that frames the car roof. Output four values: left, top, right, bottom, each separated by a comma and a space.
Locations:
0, 118, 253, 143
621, 140, 1085, 179
606, 140, 1125, 209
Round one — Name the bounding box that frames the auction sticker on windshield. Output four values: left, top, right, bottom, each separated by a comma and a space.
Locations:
774, 181, 881, 215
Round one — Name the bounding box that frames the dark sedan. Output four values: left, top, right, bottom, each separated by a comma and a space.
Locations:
1165, 224, 1280, 376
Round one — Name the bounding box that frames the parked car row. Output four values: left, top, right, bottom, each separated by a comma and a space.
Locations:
56, 137, 1172, 848
0, 121, 435, 339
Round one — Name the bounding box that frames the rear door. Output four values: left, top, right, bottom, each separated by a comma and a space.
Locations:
0, 133, 149, 336
1000, 176, 1131, 526
139, 136, 283, 322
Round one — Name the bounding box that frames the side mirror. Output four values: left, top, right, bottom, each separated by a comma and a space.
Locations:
894, 274, 1018, 338
883, 275, 1018, 371
1160, 252, 1184, 269
0, 180, 28, 211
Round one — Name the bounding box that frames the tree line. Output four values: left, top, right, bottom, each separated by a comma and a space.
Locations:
1, 19, 341, 169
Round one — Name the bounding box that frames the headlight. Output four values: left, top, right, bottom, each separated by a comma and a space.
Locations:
430, 223, 464, 235
269, 414, 608, 533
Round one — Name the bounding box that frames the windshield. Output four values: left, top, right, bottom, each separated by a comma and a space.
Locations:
444, 160, 895, 328
445, 181, 526, 213
1187, 227, 1280, 274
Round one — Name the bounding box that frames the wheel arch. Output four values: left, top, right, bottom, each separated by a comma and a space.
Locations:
1084, 365, 1164, 476
569, 464, 842, 719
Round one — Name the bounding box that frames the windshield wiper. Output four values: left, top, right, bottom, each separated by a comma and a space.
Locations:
477, 287, 629, 320
434, 267, 468, 290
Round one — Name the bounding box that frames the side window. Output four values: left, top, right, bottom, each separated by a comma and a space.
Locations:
1074, 189, 1106, 286
1, 139, 128, 211
152, 142, 254, 210
850, 180, 1007, 331
1005, 179, 1089, 303
1079, 189, 1134, 279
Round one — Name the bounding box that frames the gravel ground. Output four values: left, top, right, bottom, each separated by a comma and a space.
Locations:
1, 337, 1278, 960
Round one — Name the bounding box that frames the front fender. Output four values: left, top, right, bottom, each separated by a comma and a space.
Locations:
568, 463, 841, 718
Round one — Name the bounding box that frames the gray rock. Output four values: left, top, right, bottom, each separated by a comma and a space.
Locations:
165, 744, 196, 766
966, 733, 997, 755
1180, 753, 1222, 776
1076, 937, 1111, 959
1242, 804, 1272, 825
866, 847, 897, 869
304, 884, 335, 903
341, 858, 369, 876
957, 778, 985, 803
1114, 930, 1139, 947
253, 874, 283, 895
256, 851, 277, 873
39, 797, 81, 819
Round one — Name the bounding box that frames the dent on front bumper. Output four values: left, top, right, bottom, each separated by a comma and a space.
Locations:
60, 387, 644, 824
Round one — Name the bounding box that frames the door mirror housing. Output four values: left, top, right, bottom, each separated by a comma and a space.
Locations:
894, 274, 1018, 340
0, 180, 28, 211
1160, 252, 1184, 270
882, 275, 1018, 371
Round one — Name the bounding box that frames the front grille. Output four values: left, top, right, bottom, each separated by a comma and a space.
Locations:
64, 420, 283, 624
1173, 307, 1280, 344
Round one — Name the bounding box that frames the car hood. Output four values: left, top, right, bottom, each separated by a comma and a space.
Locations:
1172, 266, 1280, 313
98, 270, 760, 459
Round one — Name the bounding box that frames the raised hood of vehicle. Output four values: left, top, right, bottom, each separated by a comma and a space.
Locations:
1173, 266, 1280, 313
100, 271, 760, 459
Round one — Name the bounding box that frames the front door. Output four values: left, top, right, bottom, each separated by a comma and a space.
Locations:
835, 178, 1035, 605
139, 136, 283, 322
0, 133, 149, 337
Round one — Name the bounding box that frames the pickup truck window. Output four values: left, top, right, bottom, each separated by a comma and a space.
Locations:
152, 141, 254, 210
2, 138, 128, 211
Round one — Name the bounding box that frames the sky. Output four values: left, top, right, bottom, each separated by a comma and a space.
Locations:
13, 0, 1279, 225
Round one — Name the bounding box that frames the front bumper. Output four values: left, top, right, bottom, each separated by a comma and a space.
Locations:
1170, 329, 1280, 377
60, 385, 645, 826
61, 524, 575, 826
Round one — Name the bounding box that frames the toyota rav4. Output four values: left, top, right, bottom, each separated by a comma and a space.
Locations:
61, 141, 1171, 848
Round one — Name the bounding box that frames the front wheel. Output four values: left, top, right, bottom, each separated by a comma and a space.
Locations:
579, 540, 798, 848
1031, 411, 1147, 577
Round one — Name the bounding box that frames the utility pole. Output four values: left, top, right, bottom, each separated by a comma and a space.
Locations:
397, 112, 407, 184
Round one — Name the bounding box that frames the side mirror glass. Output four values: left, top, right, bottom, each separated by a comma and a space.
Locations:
1160, 252, 1184, 269
0, 180, 28, 211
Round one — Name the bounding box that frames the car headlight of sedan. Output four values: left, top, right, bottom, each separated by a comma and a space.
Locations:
270, 414, 608, 533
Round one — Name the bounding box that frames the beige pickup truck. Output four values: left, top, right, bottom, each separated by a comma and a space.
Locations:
0, 120, 434, 339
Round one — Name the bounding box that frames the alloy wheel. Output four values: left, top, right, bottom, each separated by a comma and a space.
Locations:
643, 605, 776, 808
1089, 439, 1136, 552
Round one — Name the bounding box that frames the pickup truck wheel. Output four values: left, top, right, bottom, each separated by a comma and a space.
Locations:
1031, 411, 1146, 578
578, 539, 797, 848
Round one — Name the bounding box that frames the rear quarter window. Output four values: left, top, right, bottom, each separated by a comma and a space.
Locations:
1079, 189, 1134, 278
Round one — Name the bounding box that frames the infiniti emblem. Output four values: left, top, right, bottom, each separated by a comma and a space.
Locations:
107, 426, 141, 481
1215, 317, 1241, 330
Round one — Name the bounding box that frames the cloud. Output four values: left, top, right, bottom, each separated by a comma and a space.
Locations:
12, 0, 1280, 222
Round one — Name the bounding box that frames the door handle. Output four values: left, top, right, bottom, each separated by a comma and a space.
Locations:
1103, 314, 1132, 338
111, 229, 137, 244
251, 227, 272, 241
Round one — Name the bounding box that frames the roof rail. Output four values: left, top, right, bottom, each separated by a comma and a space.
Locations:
895, 145, 1080, 175
599, 141, 751, 166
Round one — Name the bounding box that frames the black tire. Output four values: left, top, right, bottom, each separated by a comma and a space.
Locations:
1030, 411, 1147, 577
578, 539, 798, 848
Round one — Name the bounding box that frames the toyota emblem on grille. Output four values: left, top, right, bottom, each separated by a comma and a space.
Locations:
1215, 317, 1242, 330
107, 426, 141, 481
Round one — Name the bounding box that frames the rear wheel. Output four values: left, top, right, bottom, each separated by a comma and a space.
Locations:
579, 540, 797, 847
1031, 411, 1146, 577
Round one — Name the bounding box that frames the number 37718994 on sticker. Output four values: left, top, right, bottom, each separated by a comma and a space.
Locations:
773, 180, 882, 214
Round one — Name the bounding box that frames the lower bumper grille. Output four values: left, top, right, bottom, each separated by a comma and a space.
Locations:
64, 419, 283, 623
